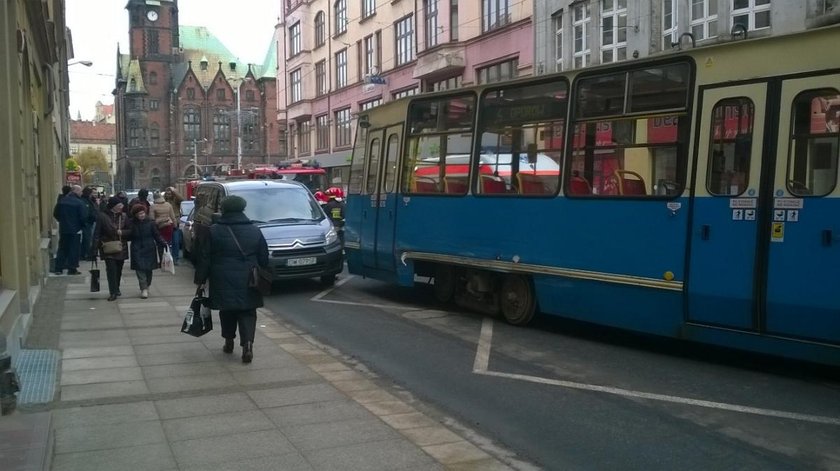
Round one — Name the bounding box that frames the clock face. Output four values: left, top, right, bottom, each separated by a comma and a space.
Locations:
147, 10, 158, 21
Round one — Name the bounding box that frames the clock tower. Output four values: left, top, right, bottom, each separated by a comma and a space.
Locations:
126, 0, 179, 60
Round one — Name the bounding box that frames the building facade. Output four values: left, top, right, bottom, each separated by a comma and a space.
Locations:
114, 0, 283, 191
69, 120, 118, 192
276, 0, 534, 185
535, 0, 840, 75
0, 0, 71, 405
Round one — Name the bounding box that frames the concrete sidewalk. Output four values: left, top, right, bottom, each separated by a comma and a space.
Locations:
8, 264, 516, 471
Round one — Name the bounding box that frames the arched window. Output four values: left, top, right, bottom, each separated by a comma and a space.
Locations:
315, 11, 326, 47
213, 109, 231, 151
242, 113, 257, 151
183, 108, 201, 151
334, 0, 347, 35
149, 71, 158, 85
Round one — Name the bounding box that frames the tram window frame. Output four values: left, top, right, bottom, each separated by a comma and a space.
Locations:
402, 93, 477, 196
365, 137, 382, 194
383, 132, 400, 193
348, 123, 368, 195
786, 89, 840, 197
474, 78, 569, 197
566, 60, 691, 198
705, 97, 754, 197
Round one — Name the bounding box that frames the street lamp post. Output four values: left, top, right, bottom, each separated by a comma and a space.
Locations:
192, 138, 207, 178
236, 81, 243, 170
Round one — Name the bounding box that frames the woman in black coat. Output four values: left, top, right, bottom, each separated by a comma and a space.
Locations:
129, 204, 168, 299
94, 197, 132, 301
194, 195, 269, 363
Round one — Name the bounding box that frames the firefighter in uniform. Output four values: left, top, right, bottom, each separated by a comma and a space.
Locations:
323, 187, 345, 245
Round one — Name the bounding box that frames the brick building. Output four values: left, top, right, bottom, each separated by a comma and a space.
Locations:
114, 0, 282, 190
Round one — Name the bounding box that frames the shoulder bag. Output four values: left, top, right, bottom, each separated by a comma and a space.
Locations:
226, 226, 272, 295
102, 215, 124, 254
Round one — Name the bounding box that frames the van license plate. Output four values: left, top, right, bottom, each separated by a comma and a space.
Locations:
287, 257, 317, 267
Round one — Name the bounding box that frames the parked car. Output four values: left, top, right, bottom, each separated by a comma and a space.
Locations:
178, 200, 194, 231
189, 180, 343, 285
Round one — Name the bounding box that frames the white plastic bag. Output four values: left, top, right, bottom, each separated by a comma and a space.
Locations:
161, 246, 175, 274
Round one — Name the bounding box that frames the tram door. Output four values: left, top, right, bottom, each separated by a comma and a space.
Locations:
360, 126, 402, 272
687, 83, 770, 330
764, 75, 840, 344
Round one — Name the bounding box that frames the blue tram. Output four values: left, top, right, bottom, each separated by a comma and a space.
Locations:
343, 25, 840, 366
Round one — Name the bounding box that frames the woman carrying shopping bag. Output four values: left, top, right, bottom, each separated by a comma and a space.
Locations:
150, 191, 176, 248
129, 204, 168, 299
94, 197, 131, 301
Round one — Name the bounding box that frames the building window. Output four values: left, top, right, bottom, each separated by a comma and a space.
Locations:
147, 29, 159, 54
129, 120, 143, 148
601, 0, 627, 64
334, 0, 347, 35
149, 124, 159, 149
553, 12, 563, 72
363, 34, 379, 76
290, 69, 302, 103
149, 71, 158, 85
315, 11, 326, 47
424, 76, 462, 92
290, 22, 302, 56
335, 108, 352, 147
315, 60, 327, 96
183, 108, 201, 150
186, 88, 195, 100
482, 0, 510, 32
662, 0, 678, 49
316, 114, 330, 150
732, 0, 771, 31
393, 87, 418, 99
242, 114, 257, 151
335, 49, 348, 88
476, 59, 518, 84
690, 0, 718, 40
395, 15, 415, 66
216, 88, 225, 100
425, 0, 439, 48
299, 120, 311, 154
450, 0, 459, 41
362, 0, 376, 18
213, 110, 231, 151
573, 2, 591, 68
245, 90, 255, 101
360, 98, 382, 110
149, 99, 159, 110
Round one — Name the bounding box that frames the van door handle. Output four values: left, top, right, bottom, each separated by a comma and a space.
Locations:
823, 229, 833, 247
701, 225, 711, 241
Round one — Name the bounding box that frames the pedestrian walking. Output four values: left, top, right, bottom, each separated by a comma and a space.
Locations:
150, 191, 176, 246
129, 204, 167, 299
52, 184, 87, 275
164, 186, 184, 265
128, 188, 150, 217
194, 195, 269, 363
95, 197, 131, 301
80, 186, 99, 261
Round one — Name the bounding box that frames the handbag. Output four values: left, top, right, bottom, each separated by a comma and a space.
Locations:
89, 259, 100, 292
226, 226, 272, 295
181, 289, 212, 337
102, 215, 123, 254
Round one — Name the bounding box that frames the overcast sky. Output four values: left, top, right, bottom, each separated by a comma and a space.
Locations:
66, 0, 280, 121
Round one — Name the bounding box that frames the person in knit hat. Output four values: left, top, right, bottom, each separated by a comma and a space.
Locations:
129, 204, 167, 299
194, 195, 268, 363
94, 196, 131, 300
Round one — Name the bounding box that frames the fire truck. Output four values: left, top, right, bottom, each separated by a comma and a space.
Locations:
183, 161, 329, 199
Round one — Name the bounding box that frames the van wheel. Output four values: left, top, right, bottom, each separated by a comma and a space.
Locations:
500, 275, 535, 326
320, 274, 336, 286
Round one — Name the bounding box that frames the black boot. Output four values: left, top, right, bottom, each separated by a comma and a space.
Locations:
223, 338, 234, 354
241, 342, 253, 363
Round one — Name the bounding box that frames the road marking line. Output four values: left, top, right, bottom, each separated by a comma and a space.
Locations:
311, 275, 355, 301
311, 299, 419, 310
473, 318, 840, 426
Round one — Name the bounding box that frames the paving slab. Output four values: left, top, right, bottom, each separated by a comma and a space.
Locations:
154, 392, 256, 420
52, 402, 159, 429
60, 380, 150, 402
170, 429, 295, 467
262, 399, 372, 429
282, 417, 401, 451
60, 366, 144, 386
162, 409, 275, 442
54, 420, 166, 454
61, 346, 134, 359
303, 438, 439, 471
61, 355, 138, 372
247, 383, 345, 409
51, 443, 177, 471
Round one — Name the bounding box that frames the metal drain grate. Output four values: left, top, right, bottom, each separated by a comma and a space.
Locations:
13, 349, 59, 405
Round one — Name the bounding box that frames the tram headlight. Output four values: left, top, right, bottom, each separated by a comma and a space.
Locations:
325, 228, 339, 245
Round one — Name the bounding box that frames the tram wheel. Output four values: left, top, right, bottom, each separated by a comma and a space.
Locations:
500, 275, 535, 326
433, 265, 456, 303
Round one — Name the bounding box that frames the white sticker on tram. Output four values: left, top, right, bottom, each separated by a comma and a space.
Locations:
730, 198, 757, 209
473, 318, 840, 427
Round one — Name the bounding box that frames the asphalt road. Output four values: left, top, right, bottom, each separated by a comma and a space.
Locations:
263, 272, 840, 470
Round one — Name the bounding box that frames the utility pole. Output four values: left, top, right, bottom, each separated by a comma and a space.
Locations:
192, 139, 199, 179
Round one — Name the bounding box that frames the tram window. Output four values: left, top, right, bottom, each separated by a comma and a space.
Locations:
403, 94, 476, 195
365, 138, 381, 194
577, 73, 626, 118
787, 90, 840, 197
348, 125, 368, 195
476, 79, 568, 196
627, 63, 690, 113
383, 133, 400, 193
706, 98, 753, 196
567, 115, 683, 197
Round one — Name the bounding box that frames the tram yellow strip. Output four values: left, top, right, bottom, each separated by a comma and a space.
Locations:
402, 251, 684, 292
